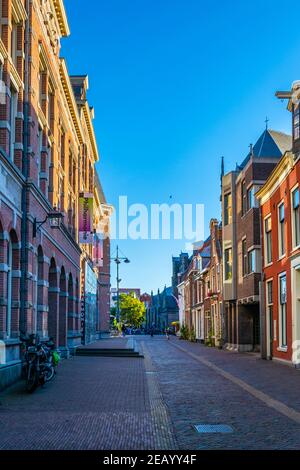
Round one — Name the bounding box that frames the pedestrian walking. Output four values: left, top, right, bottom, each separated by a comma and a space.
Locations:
165, 327, 170, 340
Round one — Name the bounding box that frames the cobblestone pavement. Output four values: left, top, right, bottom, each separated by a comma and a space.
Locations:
142, 337, 300, 449
0, 353, 176, 450
1, 336, 300, 449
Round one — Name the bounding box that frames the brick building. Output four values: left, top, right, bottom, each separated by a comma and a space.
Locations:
207, 219, 223, 347
257, 80, 300, 366
189, 238, 210, 342
222, 128, 291, 352
0, 1, 111, 389
177, 222, 222, 346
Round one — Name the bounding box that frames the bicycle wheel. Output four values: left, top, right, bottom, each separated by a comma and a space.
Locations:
26, 363, 38, 393
43, 364, 55, 382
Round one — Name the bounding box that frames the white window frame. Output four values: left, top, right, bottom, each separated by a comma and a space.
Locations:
278, 201, 285, 259
248, 248, 257, 274
278, 273, 287, 351
11, 19, 18, 67
224, 246, 233, 282
291, 185, 300, 250
264, 215, 272, 267
224, 192, 232, 226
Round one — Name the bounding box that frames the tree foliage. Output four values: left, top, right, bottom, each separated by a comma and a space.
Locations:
119, 293, 145, 328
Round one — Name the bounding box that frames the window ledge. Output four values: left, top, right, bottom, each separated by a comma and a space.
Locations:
291, 245, 300, 255
278, 254, 286, 261
277, 346, 288, 353
264, 262, 273, 268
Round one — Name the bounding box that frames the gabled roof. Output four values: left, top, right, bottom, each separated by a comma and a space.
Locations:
238, 129, 292, 170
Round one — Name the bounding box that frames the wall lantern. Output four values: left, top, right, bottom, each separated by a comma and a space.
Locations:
33, 211, 64, 238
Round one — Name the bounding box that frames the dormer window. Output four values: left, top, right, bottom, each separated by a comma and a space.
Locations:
294, 102, 300, 141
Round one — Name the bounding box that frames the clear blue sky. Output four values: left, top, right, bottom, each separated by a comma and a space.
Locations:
63, 0, 300, 294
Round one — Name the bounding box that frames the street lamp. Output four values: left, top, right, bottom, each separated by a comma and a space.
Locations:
33, 211, 64, 238
111, 245, 130, 322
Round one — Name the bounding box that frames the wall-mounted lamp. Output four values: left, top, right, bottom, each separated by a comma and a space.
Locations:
33, 211, 64, 238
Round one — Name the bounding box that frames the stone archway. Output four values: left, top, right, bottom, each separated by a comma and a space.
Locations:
8, 229, 20, 339
67, 273, 74, 348
37, 246, 47, 338
48, 258, 59, 345
59, 266, 68, 353
0, 218, 5, 340
75, 277, 81, 342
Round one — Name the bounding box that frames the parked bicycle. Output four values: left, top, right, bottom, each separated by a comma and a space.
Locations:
20, 334, 60, 393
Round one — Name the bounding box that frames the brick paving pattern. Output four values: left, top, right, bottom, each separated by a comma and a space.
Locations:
1, 336, 300, 449
0, 355, 164, 450
145, 337, 300, 449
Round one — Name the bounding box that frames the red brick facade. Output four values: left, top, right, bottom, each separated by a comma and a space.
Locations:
0, 1, 111, 390
258, 152, 300, 365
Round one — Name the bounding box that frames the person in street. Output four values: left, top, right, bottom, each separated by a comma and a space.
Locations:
165, 327, 170, 340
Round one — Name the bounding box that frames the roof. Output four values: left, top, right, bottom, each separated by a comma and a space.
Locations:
238, 129, 292, 170
256, 151, 295, 205
151, 286, 178, 309
94, 170, 106, 204
53, 0, 70, 37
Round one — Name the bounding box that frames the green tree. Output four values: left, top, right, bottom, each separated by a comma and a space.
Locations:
110, 307, 117, 326
119, 293, 145, 328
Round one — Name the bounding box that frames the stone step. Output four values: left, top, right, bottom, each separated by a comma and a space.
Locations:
76, 348, 144, 358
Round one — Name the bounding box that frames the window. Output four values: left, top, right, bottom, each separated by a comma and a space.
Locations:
11, 20, 18, 67
10, 85, 18, 159
38, 69, 43, 106
224, 193, 232, 225
279, 275, 287, 348
224, 248, 232, 281
37, 126, 43, 187
217, 264, 220, 291
48, 83, 54, 129
265, 217, 272, 265
57, 174, 63, 212
59, 128, 65, 170
248, 249, 256, 273
294, 103, 300, 141
242, 239, 247, 276
247, 186, 256, 210
0, 2, 2, 39
241, 180, 247, 215
266, 280, 273, 346
292, 188, 300, 248
278, 203, 285, 257
211, 267, 215, 292
267, 280, 273, 305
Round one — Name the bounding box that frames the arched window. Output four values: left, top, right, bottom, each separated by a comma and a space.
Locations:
6, 236, 12, 338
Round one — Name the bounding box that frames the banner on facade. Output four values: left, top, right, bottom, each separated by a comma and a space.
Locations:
93, 233, 104, 267
79, 193, 94, 244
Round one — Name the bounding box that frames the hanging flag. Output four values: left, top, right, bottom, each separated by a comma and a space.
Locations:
79, 193, 94, 244
93, 233, 104, 267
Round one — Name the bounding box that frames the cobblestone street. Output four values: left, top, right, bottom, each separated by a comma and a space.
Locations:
1, 337, 300, 450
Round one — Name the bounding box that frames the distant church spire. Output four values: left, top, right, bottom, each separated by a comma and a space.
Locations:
249, 143, 254, 157
265, 116, 269, 130
220, 156, 224, 204
221, 156, 224, 180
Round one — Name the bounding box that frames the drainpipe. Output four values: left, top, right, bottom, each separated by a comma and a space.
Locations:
259, 205, 267, 359
20, 0, 30, 334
